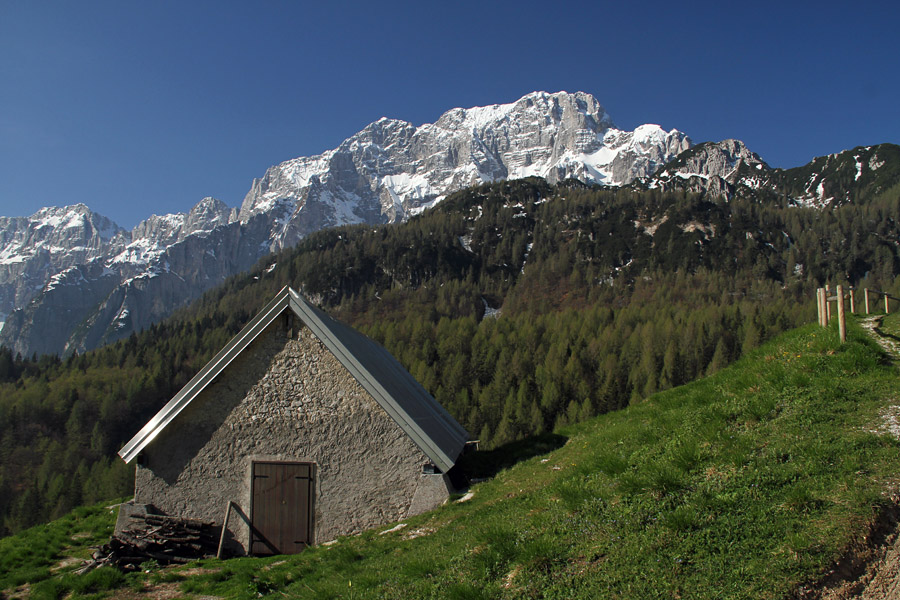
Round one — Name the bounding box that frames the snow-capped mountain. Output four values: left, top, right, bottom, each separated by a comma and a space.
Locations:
0, 90, 697, 357
0, 205, 124, 331
237, 91, 690, 250
772, 144, 900, 208
108, 197, 235, 271
644, 140, 900, 207
0, 198, 265, 357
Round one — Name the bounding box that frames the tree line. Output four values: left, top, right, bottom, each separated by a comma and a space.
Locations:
1, 176, 899, 535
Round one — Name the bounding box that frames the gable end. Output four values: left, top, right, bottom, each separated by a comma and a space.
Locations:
119, 287, 468, 472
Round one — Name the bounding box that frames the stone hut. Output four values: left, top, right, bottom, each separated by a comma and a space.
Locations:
117, 286, 468, 555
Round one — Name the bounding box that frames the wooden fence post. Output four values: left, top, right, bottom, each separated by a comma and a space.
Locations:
817, 288, 826, 327
825, 285, 832, 321
886, 293, 891, 315
816, 288, 822, 326
849, 287, 855, 313
865, 288, 870, 315
816, 288, 825, 327
837, 285, 846, 343
821, 288, 828, 326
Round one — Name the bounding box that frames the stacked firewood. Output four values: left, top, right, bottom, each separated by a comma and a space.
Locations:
81, 513, 217, 572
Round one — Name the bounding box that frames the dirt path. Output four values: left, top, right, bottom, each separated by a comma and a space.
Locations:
860, 316, 900, 358
801, 316, 900, 600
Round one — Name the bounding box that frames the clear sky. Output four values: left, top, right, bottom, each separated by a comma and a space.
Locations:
2, 0, 898, 229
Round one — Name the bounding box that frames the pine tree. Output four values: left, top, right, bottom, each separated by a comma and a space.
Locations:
706, 338, 729, 376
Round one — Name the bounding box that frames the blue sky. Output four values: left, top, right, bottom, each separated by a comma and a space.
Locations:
2, 0, 898, 228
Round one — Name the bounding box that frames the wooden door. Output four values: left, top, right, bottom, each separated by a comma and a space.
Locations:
250, 462, 314, 554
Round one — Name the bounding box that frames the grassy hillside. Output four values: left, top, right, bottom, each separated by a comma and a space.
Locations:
4, 315, 900, 599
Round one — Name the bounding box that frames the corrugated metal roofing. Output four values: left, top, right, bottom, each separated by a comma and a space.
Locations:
118, 286, 468, 472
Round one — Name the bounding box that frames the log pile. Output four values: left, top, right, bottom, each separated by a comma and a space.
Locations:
81, 513, 217, 572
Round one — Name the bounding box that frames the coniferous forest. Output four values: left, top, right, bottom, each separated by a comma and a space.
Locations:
2, 176, 900, 535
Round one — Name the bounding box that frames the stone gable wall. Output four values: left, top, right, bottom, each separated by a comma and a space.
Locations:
134, 314, 447, 553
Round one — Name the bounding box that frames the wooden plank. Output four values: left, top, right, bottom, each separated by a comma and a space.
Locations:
217, 501, 234, 559
251, 462, 313, 555
251, 462, 278, 555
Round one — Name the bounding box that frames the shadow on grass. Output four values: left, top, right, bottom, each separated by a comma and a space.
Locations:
455, 433, 568, 482
870, 320, 900, 364
874, 325, 900, 345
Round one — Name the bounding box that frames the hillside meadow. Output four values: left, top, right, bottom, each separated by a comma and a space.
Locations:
3, 314, 900, 599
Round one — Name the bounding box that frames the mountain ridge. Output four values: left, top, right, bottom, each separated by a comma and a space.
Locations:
1, 91, 898, 358
0, 91, 694, 357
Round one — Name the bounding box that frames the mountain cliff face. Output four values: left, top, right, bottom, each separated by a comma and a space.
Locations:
0, 200, 263, 357
0, 205, 124, 329
237, 91, 690, 251
647, 139, 773, 198
0, 91, 695, 357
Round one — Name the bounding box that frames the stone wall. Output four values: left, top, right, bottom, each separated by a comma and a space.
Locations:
133, 312, 449, 553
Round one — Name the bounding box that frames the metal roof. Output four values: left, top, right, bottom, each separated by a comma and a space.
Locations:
118, 286, 468, 472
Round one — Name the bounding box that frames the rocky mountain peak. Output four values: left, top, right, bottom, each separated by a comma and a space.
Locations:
646, 139, 772, 198
433, 90, 613, 134
0, 204, 127, 330
185, 197, 234, 234
353, 117, 416, 146
236, 91, 690, 237
130, 212, 187, 248
0, 204, 124, 264
24, 203, 123, 240
670, 139, 769, 180
130, 196, 234, 250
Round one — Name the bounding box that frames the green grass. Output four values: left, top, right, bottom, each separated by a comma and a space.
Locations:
0, 500, 122, 593
4, 317, 900, 599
